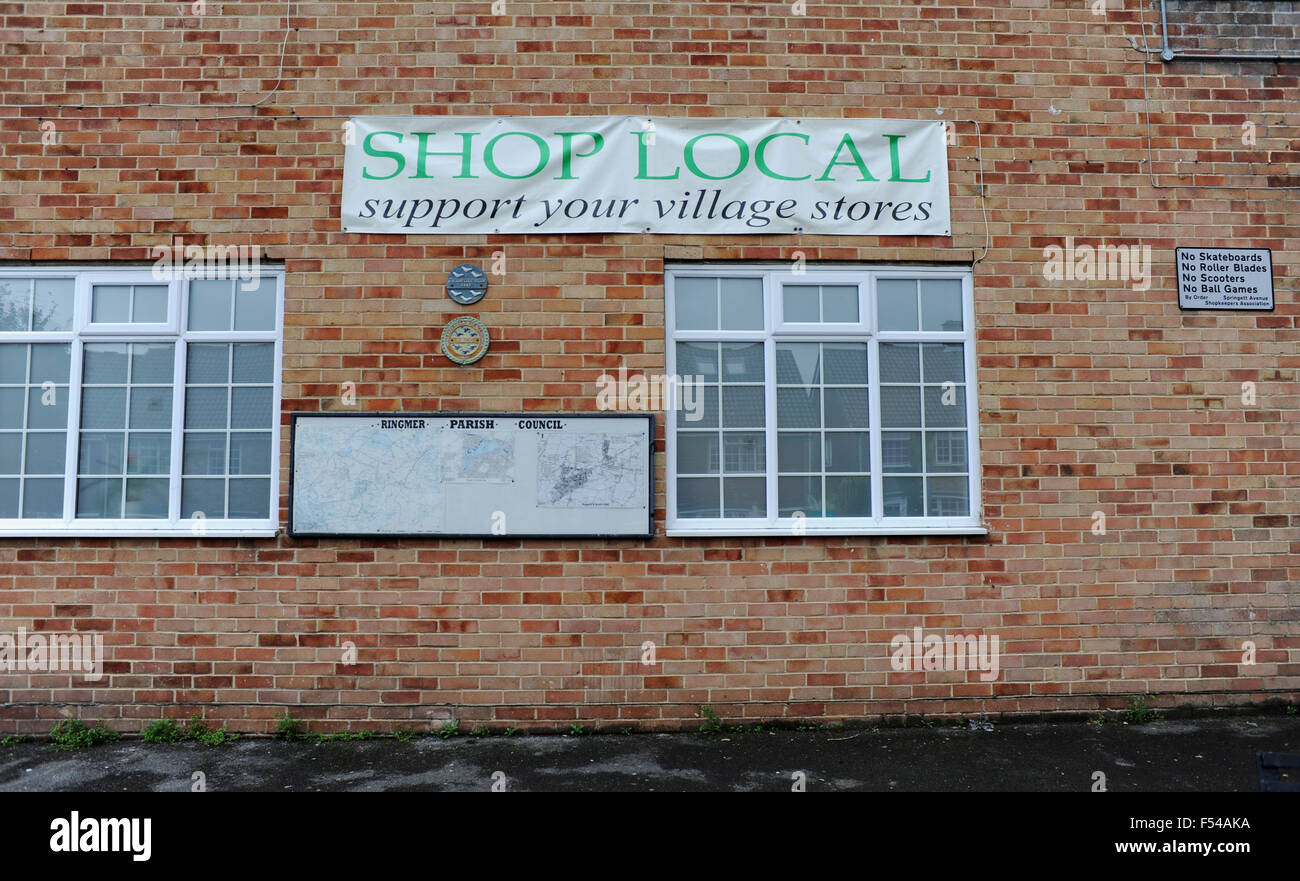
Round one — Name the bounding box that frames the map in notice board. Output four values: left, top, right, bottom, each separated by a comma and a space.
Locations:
290, 413, 653, 537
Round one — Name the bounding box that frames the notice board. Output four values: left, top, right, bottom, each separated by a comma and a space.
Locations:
289, 413, 654, 537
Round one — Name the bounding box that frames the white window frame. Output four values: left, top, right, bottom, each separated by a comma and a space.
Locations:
0, 265, 283, 538
665, 263, 984, 537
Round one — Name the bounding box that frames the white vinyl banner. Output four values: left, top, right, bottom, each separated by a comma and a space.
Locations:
341, 117, 950, 236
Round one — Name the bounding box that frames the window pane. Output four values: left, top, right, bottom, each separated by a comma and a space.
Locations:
825, 475, 870, 517
721, 386, 764, 428
228, 432, 272, 474
778, 432, 820, 472
676, 477, 719, 518
822, 285, 858, 322
720, 343, 763, 382
722, 432, 764, 473
131, 344, 174, 383
0, 434, 19, 472
0, 478, 17, 516
91, 285, 132, 323
230, 387, 273, 429
676, 433, 718, 474
922, 343, 965, 384
228, 478, 270, 518
232, 343, 274, 383
182, 478, 225, 518
825, 433, 870, 472
927, 476, 969, 517
30, 344, 71, 384
27, 386, 68, 429
79, 432, 124, 474
823, 387, 868, 428
880, 387, 920, 427
782, 285, 818, 322
234, 278, 277, 331
926, 431, 967, 472
77, 477, 123, 518
0, 345, 26, 382
24, 434, 65, 473
779, 475, 821, 517
83, 344, 129, 383
690, 386, 719, 428
882, 432, 923, 472
923, 386, 967, 428
719, 278, 762, 330
0, 279, 30, 331
0, 389, 23, 428
879, 343, 919, 383
722, 477, 764, 517
921, 279, 963, 331
823, 344, 867, 384
882, 476, 923, 516
189, 280, 234, 331
80, 387, 127, 429
776, 343, 819, 385
22, 478, 63, 518
132, 286, 168, 323
127, 433, 171, 474
187, 344, 230, 383
674, 277, 718, 330
183, 433, 227, 475
125, 478, 169, 518
777, 387, 819, 428
185, 387, 228, 429
675, 342, 718, 381
32, 279, 74, 331
877, 279, 918, 331
129, 387, 173, 429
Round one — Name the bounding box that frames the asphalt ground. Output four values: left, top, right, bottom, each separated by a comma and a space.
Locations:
3, 714, 1297, 793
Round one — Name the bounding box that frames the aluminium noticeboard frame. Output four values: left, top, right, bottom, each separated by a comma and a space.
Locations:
287, 411, 656, 539
1175, 247, 1275, 313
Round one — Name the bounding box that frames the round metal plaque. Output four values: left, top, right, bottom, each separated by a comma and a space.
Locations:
440, 315, 490, 365
446, 263, 488, 305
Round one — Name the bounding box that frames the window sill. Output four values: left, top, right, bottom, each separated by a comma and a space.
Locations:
0, 523, 279, 539
666, 523, 988, 538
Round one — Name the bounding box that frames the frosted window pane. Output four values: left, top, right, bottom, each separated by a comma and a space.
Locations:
675, 277, 718, 330
80, 387, 127, 429
0, 434, 19, 473
185, 387, 228, 429
124, 478, 168, 518
128, 387, 173, 429
877, 279, 918, 331
234, 277, 276, 331
32, 279, 74, 331
30, 344, 70, 384
0, 279, 29, 331
228, 478, 270, 518
182, 478, 224, 518
232, 343, 274, 383
189, 280, 233, 330
24, 434, 65, 473
132, 286, 168, 323
0, 345, 26, 382
719, 278, 763, 330
28, 386, 68, 429
230, 387, 272, 429
131, 344, 174, 383
92, 285, 131, 323
0, 389, 23, 429
83, 344, 129, 383
22, 478, 63, 518
783, 286, 818, 322
822, 285, 858, 322
187, 344, 230, 383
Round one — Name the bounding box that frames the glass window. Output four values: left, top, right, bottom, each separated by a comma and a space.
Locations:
0, 270, 281, 535
668, 268, 977, 533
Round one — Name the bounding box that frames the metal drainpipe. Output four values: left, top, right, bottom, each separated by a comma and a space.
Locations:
1158, 0, 1300, 62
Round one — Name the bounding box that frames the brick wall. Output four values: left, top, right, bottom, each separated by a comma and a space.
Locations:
1163, 0, 1300, 56
0, 2, 1296, 735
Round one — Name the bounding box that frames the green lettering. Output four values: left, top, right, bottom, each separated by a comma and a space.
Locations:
885, 134, 931, 183
483, 131, 549, 179
683, 133, 749, 180
816, 134, 877, 182
361, 131, 405, 180
755, 132, 811, 181
555, 131, 604, 180
635, 131, 679, 180
412, 132, 478, 179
